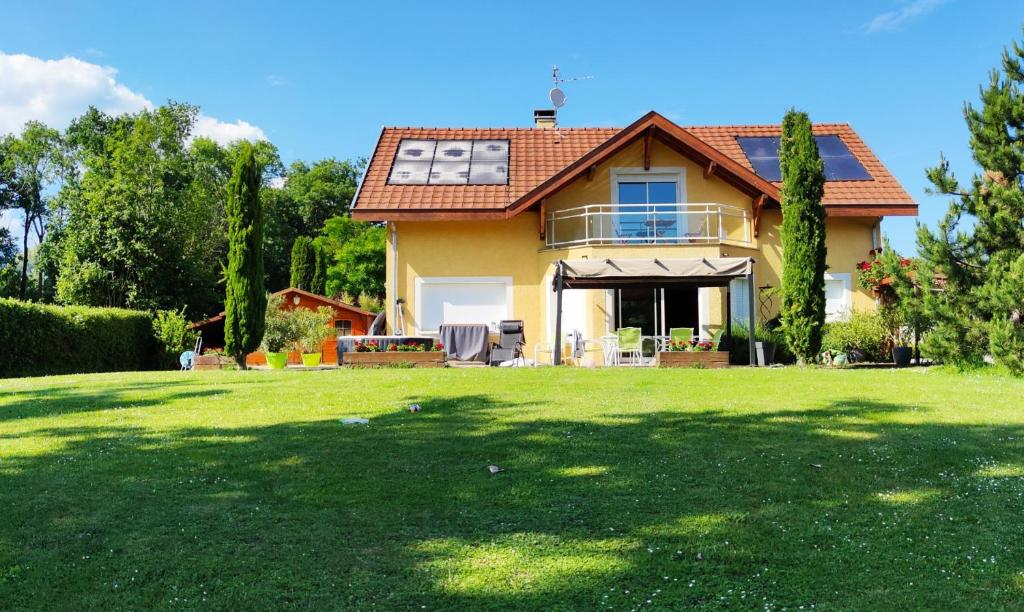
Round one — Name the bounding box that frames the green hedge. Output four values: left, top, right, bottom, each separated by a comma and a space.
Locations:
0, 299, 161, 378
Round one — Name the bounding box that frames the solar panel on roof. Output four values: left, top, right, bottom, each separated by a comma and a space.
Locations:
387, 139, 510, 185
735, 135, 872, 182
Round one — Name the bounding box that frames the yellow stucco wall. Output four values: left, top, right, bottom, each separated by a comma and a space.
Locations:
386, 138, 882, 363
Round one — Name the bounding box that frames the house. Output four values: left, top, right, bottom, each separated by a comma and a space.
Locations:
351, 110, 916, 363
190, 287, 377, 365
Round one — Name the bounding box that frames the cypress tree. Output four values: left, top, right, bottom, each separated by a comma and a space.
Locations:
918, 35, 1024, 373
224, 142, 266, 369
289, 236, 315, 289
779, 109, 827, 364
310, 242, 328, 296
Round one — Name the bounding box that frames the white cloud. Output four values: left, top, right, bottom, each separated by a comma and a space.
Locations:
863, 0, 947, 34
0, 50, 265, 145
192, 115, 266, 144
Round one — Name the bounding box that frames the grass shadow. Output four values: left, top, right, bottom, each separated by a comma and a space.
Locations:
1, 387, 1023, 609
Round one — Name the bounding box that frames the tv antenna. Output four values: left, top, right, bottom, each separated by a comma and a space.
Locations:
549, 65, 592, 109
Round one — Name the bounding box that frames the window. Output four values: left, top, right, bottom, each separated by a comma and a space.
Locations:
387, 139, 509, 185
334, 319, 353, 336
610, 168, 687, 242
735, 135, 872, 181
730, 278, 750, 326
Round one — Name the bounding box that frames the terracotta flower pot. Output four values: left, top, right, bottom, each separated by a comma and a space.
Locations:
265, 352, 288, 369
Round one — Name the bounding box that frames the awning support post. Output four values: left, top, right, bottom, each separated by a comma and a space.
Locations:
747, 268, 757, 366
553, 261, 564, 366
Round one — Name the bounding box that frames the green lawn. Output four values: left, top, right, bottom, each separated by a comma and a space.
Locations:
2, 368, 1024, 610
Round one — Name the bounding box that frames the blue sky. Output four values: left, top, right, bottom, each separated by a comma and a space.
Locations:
3, 0, 1022, 254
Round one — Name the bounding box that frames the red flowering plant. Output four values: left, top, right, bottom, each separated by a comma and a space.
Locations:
855, 239, 929, 351
431, 342, 445, 352
353, 340, 382, 353
690, 340, 714, 352
857, 246, 915, 293
665, 339, 714, 352
664, 339, 689, 352
387, 343, 399, 352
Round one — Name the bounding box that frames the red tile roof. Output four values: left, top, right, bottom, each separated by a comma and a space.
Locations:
352, 113, 916, 219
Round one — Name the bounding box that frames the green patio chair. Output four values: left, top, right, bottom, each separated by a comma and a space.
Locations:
616, 327, 643, 366
669, 327, 694, 347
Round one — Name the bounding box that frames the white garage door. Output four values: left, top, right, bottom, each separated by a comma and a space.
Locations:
417, 277, 511, 333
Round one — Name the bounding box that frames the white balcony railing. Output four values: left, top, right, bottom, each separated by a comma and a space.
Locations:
545, 203, 751, 249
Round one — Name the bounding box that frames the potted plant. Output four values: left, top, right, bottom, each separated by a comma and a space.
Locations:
261, 295, 295, 369
884, 306, 913, 367
657, 337, 728, 368
293, 306, 335, 367
344, 340, 446, 367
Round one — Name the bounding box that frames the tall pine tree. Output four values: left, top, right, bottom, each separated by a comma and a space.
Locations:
224, 142, 266, 369
289, 236, 315, 290
779, 110, 827, 364
918, 34, 1024, 373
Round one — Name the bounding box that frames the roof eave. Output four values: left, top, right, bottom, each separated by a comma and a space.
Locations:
505, 111, 781, 217
352, 208, 508, 221
824, 203, 918, 217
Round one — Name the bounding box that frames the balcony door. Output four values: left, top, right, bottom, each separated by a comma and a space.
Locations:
611, 168, 685, 243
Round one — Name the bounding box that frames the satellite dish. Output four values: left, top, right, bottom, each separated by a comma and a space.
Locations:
549, 87, 566, 108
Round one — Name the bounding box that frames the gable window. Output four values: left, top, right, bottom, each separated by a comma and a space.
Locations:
387, 139, 509, 185
736, 135, 872, 181
334, 319, 353, 336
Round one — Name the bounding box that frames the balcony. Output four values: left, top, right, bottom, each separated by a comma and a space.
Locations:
545, 203, 752, 249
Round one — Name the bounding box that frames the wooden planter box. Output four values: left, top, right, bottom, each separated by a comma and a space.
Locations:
343, 351, 446, 368
193, 354, 236, 370
656, 351, 729, 368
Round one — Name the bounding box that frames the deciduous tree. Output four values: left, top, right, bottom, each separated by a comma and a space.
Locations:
0, 122, 63, 300
320, 216, 385, 304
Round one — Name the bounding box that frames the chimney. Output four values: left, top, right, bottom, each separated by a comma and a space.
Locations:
534, 109, 557, 129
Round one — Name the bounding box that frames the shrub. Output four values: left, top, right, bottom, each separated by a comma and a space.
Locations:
728, 323, 794, 365
260, 295, 298, 353
293, 306, 335, 354
0, 298, 159, 378
821, 310, 889, 362
357, 292, 383, 313
152, 308, 198, 369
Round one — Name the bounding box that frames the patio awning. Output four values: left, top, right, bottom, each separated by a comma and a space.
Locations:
550, 256, 758, 366
555, 257, 754, 289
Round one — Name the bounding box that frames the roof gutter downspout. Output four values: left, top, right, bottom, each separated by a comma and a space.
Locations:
390, 221, 403, 335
